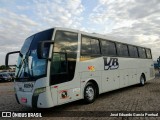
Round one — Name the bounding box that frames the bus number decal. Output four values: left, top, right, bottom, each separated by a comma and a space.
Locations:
104, 58, 119, 70
24, 83, 34, 88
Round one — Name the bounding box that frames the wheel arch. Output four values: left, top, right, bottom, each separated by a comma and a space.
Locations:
141, 73, 146, 82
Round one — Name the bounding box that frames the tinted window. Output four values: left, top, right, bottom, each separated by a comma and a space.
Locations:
50, 31, 78, 85
81, 36, 100, 55
91, 39, 100, 54
117, 43, 129, 57
81, 37, 91, 54
128, 45, 138, 58
16, 29, 54, 82
146, 48, 152, 59
53, 31, 78, 53
138, 47, 146, 58
30, 29, 53, 50
51, 53, 67, 74
20, 35, 34, 55
101, 40, 116, 56
29, 29, 54, 77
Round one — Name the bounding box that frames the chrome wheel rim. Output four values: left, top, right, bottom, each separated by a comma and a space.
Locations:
141, 77, 145, 85
85, 86, 94, 100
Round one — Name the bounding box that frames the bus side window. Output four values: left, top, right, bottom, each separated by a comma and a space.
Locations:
50, 31, 78, 85
81, 36, 100, 59
101, 40, 116, 56
50, 53, 67, 75
116, 43, 129, 57
138, 47, 146, 58
90, 39, 101, 55
128, 45, 138, 58
146, 48, 152, 59
81, 37, 92, 55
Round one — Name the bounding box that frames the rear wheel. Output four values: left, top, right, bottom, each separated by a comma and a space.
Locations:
84, 82, 96, 103
140, 75, 145, 86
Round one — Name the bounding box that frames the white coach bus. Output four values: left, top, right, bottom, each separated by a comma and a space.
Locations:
6, 27, 155, 108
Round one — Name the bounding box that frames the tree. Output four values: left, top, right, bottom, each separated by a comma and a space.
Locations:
0, 65, 10, 70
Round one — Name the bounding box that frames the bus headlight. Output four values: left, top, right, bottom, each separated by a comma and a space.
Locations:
33, 87, 46, 96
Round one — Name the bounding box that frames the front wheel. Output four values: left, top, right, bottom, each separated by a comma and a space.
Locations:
140, 75, 145, 86
84, 82, 96, 104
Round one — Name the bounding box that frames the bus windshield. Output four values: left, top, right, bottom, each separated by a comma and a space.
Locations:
15, 29, 54, 81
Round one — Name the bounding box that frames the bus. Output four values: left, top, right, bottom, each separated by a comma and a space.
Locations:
5, 27, 155, 108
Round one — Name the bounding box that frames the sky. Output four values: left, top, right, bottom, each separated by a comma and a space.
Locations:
0, 0, 160, 65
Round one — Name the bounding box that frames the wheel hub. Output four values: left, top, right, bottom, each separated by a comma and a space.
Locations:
86, 86, 94, 100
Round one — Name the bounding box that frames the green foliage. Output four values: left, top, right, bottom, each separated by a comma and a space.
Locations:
0, 65, 10, 70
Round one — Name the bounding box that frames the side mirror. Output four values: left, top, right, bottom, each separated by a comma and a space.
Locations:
5, 51, 20, 67
37, 41, 54, 60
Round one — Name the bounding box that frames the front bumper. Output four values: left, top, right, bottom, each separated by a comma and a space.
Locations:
16, 87, 54, 108
16, 91, 33, 107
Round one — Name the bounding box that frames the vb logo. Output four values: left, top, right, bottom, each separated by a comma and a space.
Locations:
104, 58, 119, 70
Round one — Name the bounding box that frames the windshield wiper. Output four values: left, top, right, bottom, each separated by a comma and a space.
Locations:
16, 52, 32, 81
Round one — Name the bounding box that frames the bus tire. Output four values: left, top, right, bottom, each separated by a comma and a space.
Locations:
84, 82, 96, 104
140, 74, 145, 86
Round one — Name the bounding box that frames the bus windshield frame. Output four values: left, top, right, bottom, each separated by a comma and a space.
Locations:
15, 29, 54, 82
